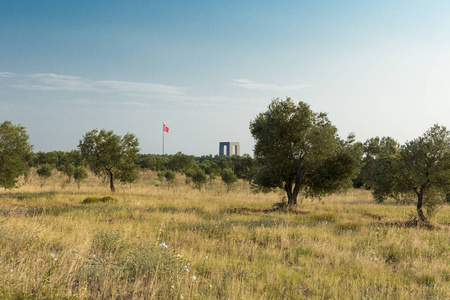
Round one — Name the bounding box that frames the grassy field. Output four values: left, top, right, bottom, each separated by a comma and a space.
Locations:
0, 171, 449, 299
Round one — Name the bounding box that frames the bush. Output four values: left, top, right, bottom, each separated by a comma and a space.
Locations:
192, 169, 207, 190
82, 196, 116, 204
37, 164, 53, 186
221, 168, 238, 193
74, 166, 88, 189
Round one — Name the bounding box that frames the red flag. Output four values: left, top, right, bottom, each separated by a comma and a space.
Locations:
163, 124, 169, 133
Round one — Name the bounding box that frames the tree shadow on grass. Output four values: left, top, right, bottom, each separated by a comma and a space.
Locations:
227, 206, 308, 215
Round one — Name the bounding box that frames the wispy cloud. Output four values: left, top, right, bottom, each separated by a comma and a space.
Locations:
0, 71, 266, 111
0, 72, 16, 77
2, 72, 185, 96
232, 79, 311, 91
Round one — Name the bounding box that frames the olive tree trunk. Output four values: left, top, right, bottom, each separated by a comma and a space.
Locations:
108, 170, 115, 192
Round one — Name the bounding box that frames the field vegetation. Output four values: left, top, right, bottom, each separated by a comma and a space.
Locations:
0, 170, 448, 299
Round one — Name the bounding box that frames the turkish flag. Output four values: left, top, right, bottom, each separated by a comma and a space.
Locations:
163, 124, 169, 133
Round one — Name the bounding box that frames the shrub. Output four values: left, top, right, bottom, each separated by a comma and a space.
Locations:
192, 169, 207, 190
82, 196, 116, 204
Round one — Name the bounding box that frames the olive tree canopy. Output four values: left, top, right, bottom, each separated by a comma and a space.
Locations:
0, 121, 33, 189
250, 98, 362, 205
79, 129, 140, 192
371, 124, 450, 220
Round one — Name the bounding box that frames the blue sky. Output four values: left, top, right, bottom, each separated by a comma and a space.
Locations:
1, 1, 449, 155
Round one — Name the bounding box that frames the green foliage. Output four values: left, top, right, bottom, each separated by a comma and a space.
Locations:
354, 137, 398, 189
79, 129, 140, 192
118, 162, 139, 186
232, 154, 257, 184
0, 121, 33, 189
221, 168, 238, 193
167, 151, 195, 173
139, 154, 157, 169
37, 163, 53, 186
82, 196, 116, 204
371, 124, 450, 220
192, 169, 207, 190
64, 163, 76, 182
164, 170, 176, 190
250, 98, 363, 205
73, 166, 88, 189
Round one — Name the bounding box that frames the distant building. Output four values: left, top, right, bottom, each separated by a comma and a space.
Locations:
219, 142, 240, 156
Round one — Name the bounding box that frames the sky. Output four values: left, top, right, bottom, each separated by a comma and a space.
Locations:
1, 1, 449, 156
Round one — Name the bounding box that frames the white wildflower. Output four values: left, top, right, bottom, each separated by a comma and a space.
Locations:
159, 242, 168, 248
192, 276, 197, 281
204, 255, 208, 259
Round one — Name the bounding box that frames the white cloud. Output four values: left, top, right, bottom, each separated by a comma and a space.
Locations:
0, 71, 265, 111
100, 80, 184, 96
1, 71, 185, 96
232, 79, 311, 91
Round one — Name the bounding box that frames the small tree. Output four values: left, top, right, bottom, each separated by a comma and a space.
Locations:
79, 129, 140, 192
250, 98, 363, 206
192, 169, 207, 190
118, 163, 139, 188
64, 163, 76, 182
221, 168, 238, 193
233, 154, 258, 184
164, 170, 176, 190
74, 166, 88, 189
0, 121, 33, 189
371, 125, 450, 221
37, 164, 53, 187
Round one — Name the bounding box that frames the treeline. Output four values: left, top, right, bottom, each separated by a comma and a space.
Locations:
28, 150, 257, 185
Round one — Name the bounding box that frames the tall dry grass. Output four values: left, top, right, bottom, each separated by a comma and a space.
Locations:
0, 170, 448, 299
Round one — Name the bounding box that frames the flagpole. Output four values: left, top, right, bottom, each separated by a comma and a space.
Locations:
162, 123, 164, 156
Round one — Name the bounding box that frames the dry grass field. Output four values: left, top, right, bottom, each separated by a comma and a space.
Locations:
0, 170, 449, 299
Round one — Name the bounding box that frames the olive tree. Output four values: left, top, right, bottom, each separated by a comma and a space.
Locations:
0, 121, 33, 189
353, 136, 398, 189
74, 166, 88, 189
79, 129, 140, 192
250, 98, 363, 206
164, 170, 176, 190
371, 125, 450, 221
221, 168, 238, 193
232, 154, 258, 184
37, 163, 53, 187
192, 169, 207, 190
